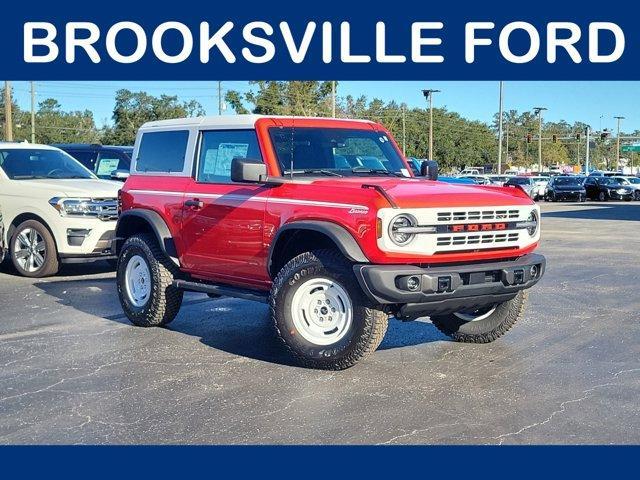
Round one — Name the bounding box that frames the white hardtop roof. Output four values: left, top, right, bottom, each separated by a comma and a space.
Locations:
140, 114, 376, 130
0, 142, 60, 150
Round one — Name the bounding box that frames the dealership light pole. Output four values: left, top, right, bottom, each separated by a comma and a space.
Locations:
217, 81, 223, 115
30, 81, 36, 143
585, 126, 591, 174
533, 107, 547, 173
331, 81, 336, 118
423, 89, 441, 160
3, 81, 13, 141
614, 116, 625, 170
497, 81, 504, 174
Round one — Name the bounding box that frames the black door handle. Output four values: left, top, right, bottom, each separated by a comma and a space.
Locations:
185, 199, 204, 209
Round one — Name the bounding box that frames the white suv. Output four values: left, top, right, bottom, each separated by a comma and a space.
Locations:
0, 143, 121, 277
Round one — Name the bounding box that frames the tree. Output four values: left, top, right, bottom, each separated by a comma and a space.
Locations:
102, 89, 205, 145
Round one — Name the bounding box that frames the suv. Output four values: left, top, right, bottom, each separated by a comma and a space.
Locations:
54, 144, 133, 181
115, 116, 545, 370
504, 176, 537, 199
0, 143, 120, 277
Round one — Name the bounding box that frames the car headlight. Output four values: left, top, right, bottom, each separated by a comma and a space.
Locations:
49, 197, 116, 218
388, 214, 417, 246
516, 209, 539, 237
616, 188, 627, 194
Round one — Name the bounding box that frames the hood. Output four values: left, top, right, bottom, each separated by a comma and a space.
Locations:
16, 179, 121, 198
309, 177, 534, 208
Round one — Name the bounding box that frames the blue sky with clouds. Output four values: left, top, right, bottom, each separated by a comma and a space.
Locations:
9, 81, 640, 133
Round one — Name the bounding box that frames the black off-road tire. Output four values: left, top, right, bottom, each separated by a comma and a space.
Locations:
117, 233, 183, 327
431, 291, 528, 343
270, 249, 388, 370
10, 219, 59, 278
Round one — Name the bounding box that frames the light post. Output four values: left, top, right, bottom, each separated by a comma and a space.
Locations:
422, 89, 441, 160
497, 81, 504, 174
533, 107, 547, 173
614, 116, 625, 171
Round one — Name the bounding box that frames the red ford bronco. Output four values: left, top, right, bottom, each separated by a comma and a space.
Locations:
115, 115, 545, 369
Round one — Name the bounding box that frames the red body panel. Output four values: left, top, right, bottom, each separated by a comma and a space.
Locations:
121, 117, 539, 291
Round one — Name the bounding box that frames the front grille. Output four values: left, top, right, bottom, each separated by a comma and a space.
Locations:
437, 209, 519, 222
436, 232, 520, 248
89, 198, 119, 221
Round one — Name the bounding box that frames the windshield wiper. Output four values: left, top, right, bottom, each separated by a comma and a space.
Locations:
285, 169, 343, 177
351, 167, 404, 177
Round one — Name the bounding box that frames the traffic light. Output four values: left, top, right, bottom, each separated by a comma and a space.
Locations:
526, 134, 532, 144
552, 134, 558, 143
576, 132, 581, 141
601, 129, 610, 140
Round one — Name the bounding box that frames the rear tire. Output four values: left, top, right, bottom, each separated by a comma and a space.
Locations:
270, 249, 388, 370
10, 220, 59, 278
117, 233, 183, 327
598, 191, 607, 201
431, 291, 528, 343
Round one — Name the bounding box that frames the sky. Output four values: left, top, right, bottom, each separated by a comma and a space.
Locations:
9, 81, 640, 134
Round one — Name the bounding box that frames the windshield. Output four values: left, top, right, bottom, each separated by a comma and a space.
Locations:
269, 127, 407, 176
508, 177, 530, 185
0, 148, 94, 180
553, 177, 583, 186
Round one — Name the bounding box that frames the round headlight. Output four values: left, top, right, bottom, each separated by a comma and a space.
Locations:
526, 210, 539, 237
388, 214, 417, 246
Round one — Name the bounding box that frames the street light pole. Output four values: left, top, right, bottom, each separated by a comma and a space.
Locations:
3, 81, 12, 142
533, 107, 547, 173
422, 89, 441, 160
614, 116, 625, 171
30, 81, 36, 143
331, 81, 336, 118
585, 126, 591, 175
497, 81, 504, 174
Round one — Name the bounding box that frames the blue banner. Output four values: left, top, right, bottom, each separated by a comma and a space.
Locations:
1, 0, 639, 80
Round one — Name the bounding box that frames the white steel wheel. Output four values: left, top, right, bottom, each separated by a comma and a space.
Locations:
14, 227, 46, 273
290, 277, 353, 346
124, 255, 152, 308
453, 305, 498, 322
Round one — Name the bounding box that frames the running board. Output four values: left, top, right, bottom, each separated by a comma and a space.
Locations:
172, 280, 269, 304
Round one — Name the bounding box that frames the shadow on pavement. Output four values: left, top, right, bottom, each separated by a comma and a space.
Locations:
34, 274, 446, 366
0, 258, 115, 277
542, 202, 640, 222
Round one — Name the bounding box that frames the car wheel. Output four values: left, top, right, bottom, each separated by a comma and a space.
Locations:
635, 191, 640, 201
270, 249, 388, 370
10, 220, 59, 278
117, 233, 183, 327
598, 191, 607, 201
431, 291, 527, 343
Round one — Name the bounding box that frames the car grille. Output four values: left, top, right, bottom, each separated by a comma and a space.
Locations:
90, 198, 119, 221
436, 232, 520, 247
436, 209, 520, 222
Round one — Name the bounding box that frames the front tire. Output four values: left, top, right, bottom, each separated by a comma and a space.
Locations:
431, 291, 528, 343
270, 249, 388, 370
117, 233, 183, 327
10, 220, 59, 278
598, 191, 607, 201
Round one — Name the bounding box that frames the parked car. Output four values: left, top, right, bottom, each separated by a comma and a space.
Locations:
584, 176, 634, 201
530, 176, 550, 199
0, 143, 120, 277
486, 175, 512, 186
612, 176, 640, 200
407, 159, 474, 184
505, 176, 537, 199
588, 170, 621, 177
54, 143, 133, 181
115, 115, 545, 370
545, 176, 587, 202
0, 204, 5, 263
458, 175, 492, 185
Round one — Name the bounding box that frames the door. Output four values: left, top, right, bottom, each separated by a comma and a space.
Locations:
180, 129, 271, 287
584, 178, 596, 199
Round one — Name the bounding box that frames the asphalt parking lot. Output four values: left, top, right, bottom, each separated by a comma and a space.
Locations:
1, 201, 639, 445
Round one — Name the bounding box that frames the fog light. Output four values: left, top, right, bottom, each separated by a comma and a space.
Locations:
406, 276, 421, 291
530, 265, 539, 278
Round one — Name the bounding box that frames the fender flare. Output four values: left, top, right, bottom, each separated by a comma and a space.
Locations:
116, 209, 180, 266
268, 220, 369, 274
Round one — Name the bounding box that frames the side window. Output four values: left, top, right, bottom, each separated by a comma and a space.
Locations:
197, 130, 262, 183
96, 152, 130, 179
66, 150, 97, 171
136, 130, 189, 173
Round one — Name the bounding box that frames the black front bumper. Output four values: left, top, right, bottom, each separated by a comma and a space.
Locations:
354, 253, 546, 318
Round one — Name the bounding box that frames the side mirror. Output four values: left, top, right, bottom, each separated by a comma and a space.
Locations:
420, 160, 439, 181
231, 157, 267, 183
110, 169, 130, 180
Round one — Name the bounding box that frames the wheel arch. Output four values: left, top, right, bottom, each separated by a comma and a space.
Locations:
268, 221, 368, 279
116, 209, 180, 266
8, 212, 59, 253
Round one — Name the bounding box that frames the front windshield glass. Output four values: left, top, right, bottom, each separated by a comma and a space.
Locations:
269, 127, 407, 176
0, 148, 94, 180
554, 177, 582, 185
509, 177, 530, 185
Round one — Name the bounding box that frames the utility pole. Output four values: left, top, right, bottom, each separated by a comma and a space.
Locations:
3, 81, 13, 141
533, 106, 547, 173
614, 116, 625, 171
585, 126, 591, 175
30, 81, 36, 143
401, 105, 406, 156
217, 81, 222, 115
497, 81, 504, 174
331, 81, 336, 118
505, 123, 509, 166
422, 89, 441, 160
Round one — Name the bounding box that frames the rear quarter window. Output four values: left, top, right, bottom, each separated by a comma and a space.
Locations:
135, 130, 189, 173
